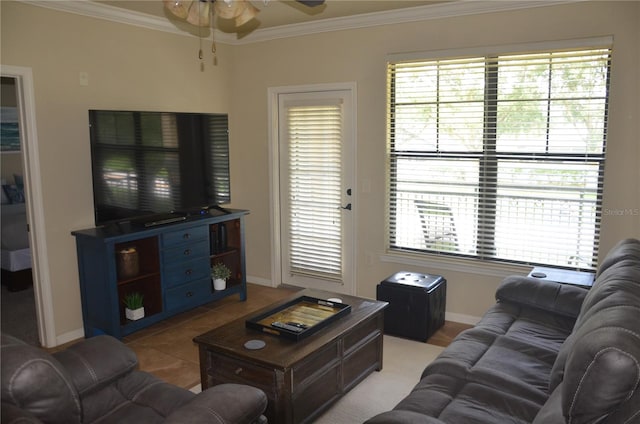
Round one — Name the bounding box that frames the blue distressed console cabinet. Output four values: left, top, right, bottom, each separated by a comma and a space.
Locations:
71, 209, 248, 339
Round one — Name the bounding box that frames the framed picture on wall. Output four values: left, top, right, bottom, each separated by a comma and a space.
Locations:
1, 107, 21, 152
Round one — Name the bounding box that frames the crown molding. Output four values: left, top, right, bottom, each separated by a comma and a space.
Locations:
240, 1, 578, 44
19, 0, 578, 46
18, 0, 237, 44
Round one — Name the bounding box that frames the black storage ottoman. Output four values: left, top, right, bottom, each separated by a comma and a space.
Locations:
376, 272, 446, 342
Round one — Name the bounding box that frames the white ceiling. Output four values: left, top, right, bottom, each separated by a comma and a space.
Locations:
97, 1, 450, 30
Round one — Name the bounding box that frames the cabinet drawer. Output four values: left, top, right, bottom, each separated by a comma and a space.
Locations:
163, 239, 209, 264
165, 278, 212, 312
208, 354, 276, 393
163, 225, 209, 247
164, 258, 211, 289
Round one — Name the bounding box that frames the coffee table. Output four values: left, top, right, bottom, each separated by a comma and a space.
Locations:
194, 288, 388, 424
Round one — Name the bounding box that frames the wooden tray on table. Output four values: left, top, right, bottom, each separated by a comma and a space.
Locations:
245, 295, 351, 341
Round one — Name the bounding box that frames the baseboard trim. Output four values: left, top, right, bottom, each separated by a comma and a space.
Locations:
56, 328, 84, 347
446, 312, 481, 326
247, 276, 274, 287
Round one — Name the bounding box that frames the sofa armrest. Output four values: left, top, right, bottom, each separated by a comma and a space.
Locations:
163, 384, 268, 424
53, 335, 137, 396
495, 276, 587, 319
1, 402, 45, 424
365, 410, 447, 423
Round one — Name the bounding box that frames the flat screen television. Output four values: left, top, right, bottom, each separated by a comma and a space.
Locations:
88, 109, 230, 227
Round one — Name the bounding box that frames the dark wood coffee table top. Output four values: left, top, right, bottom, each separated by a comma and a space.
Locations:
194, 288, 387, 370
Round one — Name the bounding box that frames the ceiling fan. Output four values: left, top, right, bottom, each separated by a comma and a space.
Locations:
163, 0, 326, 28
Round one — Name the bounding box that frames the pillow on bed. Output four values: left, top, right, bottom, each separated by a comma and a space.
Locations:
2, 184, 25, 204
1, 188, 9, 204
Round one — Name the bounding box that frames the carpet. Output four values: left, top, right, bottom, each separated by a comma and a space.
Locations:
1, 284, 39, 346
190, 335, 444, 423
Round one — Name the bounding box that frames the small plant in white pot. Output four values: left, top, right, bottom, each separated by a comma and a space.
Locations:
123, 292, 144, 321
211, 263, 231, 291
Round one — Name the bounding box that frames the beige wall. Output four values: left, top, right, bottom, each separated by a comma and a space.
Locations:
1, 1, 234, 341
229, 1, 640, 319
1, 1, 638, 341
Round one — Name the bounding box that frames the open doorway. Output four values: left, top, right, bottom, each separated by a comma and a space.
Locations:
1, 66, 55, 347
0, 76, 40, 346
1, 76, 38, 345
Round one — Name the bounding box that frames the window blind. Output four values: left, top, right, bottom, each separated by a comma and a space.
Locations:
286, 102, 343, 280
387, 46, 611, 269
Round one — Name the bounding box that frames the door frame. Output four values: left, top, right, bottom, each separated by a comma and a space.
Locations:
267, 82, 357, 295
1, 65, 56, 347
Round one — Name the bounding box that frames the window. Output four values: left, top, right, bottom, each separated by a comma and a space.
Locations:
387, 43, 611, 270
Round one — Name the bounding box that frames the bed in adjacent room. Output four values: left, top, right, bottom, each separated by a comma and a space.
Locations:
1, 202, 32, 291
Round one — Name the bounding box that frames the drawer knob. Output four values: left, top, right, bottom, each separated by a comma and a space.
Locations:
183, 233, 190, 239
184, 249, 191, 256
234, 367, 243, 375
186, 291, 193, 297
185, 269, 193, 275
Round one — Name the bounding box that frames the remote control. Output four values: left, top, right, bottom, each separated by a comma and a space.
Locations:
272, 321, 305, 333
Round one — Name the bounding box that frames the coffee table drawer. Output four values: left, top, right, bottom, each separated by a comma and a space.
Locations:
293, 340, 339, 388
209, 354, 276, 392
343, 333, 382, 391
343, 314, 383, 354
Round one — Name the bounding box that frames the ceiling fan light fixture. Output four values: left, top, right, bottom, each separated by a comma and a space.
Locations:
186, 0, 211, 26
163, 0, 192, 19
214, 0, 244, 19
235, 1, 260, 26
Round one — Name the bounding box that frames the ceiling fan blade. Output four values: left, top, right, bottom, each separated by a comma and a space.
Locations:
296, 0, 325, 6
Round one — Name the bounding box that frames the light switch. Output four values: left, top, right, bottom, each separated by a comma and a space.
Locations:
79, 72, 89, 86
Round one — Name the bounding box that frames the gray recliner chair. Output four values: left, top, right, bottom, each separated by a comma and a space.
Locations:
1, 333, 268, 424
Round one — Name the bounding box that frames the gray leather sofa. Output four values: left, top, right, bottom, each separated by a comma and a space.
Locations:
1, 333, 268, 424
367, 238, 640, 424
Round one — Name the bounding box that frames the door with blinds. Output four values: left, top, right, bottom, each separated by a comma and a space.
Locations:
277, 89, 355, 294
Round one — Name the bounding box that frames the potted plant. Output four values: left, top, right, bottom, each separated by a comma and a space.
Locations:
123, 292, 144, 321
211, 262, 231, 291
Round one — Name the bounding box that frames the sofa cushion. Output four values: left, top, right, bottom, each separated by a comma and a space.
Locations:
164, 384, 269, 424
423, 303, 573, 406
0, 334, 81, 424
531, 385, 565, 424
391, 373, 541, 424
53, 335, 137, 397
80, 371, 194, 424
496, 276, 587, 319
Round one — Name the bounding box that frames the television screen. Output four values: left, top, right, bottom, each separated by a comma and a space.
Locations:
89, 110, 230, 226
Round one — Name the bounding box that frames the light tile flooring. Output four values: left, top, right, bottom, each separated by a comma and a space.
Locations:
122, 283, 472, 389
